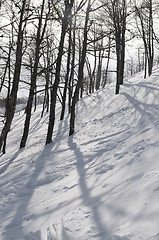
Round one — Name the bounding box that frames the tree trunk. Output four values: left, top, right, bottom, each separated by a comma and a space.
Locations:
68, 21, 76, 113
102, 36, 111, 88
20, 0, 47, 148
46, 1, 74, 145
60, 26, 72, 121
96, 49, 102, 90
0, 0, 27, 153
69, 0, 90, 136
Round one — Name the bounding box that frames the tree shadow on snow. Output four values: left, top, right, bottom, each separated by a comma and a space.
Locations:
2, 114, 70, 240
121, 92, 159, 132
68, 135, 112, 239
0, 149, 23, 175
24, 230, 41, 240
2, 144, 53, 240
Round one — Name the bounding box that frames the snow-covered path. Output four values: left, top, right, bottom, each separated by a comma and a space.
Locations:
1, 68, 159, 239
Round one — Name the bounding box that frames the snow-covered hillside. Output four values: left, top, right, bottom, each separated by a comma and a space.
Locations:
1, 68, 159, 240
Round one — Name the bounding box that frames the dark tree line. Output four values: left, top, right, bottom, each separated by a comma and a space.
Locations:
0, 0, 159, 154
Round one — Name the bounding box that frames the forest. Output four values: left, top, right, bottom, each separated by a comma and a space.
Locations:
0, 0, 159, 154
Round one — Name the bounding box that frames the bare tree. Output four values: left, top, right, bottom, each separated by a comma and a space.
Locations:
0, 0, 29, 154
134, 0, 154, 78
20, 0, 50, 148
46, 0, 74, 145
60, 23, 72, 121
100, 0, 129, 94
69, 0, 91, 136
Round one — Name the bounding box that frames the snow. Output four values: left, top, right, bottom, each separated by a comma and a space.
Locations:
1, 67, 159, 239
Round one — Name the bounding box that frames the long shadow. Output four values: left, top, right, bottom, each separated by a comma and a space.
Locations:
81, 129, 126, 147
10, 112, 25, 130
121, 92, 159, 130
2, 113, 70, 240
68, 136, 111, 239
121, 93, 145, 115
54, 114, 69, 142
28, 114, 48, 138
0, 149, 23, 175
124, 82, 159, 92
2, 144, 53, 240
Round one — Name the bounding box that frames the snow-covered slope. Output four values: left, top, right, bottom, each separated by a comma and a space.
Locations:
1, 68, 159, 240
